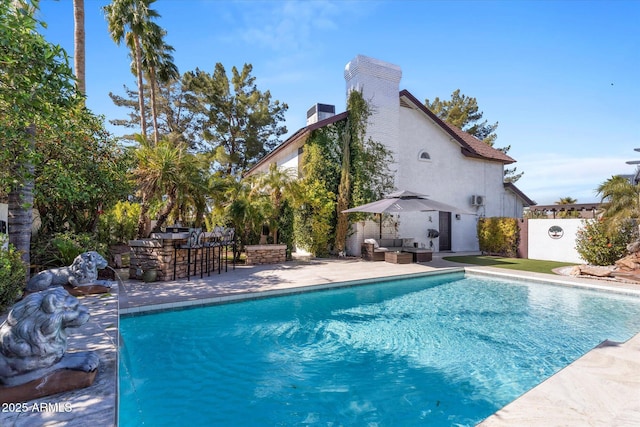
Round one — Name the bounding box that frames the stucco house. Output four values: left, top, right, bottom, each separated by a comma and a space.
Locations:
248, 55, 534, 255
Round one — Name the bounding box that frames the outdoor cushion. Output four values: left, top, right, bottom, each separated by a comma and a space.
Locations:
364, 238, 379, 248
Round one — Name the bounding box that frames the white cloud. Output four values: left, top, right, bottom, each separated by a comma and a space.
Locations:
233, 0, 345, 53
514, 155, 633, 205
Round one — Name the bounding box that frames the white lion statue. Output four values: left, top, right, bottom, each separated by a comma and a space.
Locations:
26, 251, 110, 292
0, 287, 99, 387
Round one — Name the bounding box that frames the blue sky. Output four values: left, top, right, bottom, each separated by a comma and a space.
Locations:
37, 0, 640, 204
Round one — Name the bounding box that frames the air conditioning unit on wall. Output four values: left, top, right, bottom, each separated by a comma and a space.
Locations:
471, 195, 485, 206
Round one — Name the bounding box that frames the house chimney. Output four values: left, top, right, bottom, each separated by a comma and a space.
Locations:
306, 103, 335, 125
344, 55, 402, 167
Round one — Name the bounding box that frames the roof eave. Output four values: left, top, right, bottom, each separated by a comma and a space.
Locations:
245, 111, 348, 176
504, 182, 536, 206
400, 89, 516, 165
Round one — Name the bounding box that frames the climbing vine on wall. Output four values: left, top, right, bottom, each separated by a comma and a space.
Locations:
294, 90, 394, 255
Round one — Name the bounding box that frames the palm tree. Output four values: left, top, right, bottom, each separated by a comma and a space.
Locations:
104, 0, 160, 139
131, 135, 190, 237
222, 177, 265, 259
73, 0, 85, 96
139, 21, 178, 145
251, 163, 297, 244
555, 196, 578, 218
596, 175, 640, 234
556, 196, 577, 205
171, 152, 210, 228
151, 145, 206, 232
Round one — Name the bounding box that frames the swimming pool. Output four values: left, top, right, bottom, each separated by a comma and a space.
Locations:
119, 271, 640, 426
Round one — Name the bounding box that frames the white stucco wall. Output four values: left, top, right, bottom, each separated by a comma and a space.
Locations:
249, 139, 303, 176
502, 191, 524, 218
0, 203, 7, 231
1, 203, 7, 249
394, 104, 508, 252
527, 218, 586, 264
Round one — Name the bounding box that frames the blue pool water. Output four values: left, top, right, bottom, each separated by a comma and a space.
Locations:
119, 272, 640, 426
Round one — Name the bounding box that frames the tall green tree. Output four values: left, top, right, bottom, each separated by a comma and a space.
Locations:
0, 0, 79, 270
34, 111, 132, 235
425, 89, 523, 183
109, 78, 199, 147
104, 0, 161, 140
426, 89, 498, 145
183, 63, 288, 176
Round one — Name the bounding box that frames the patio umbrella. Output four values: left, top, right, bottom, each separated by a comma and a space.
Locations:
343, 190, 469, 214
342, 190, 471, 238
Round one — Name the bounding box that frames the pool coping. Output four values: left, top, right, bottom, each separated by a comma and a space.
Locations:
119, 268, 466, 316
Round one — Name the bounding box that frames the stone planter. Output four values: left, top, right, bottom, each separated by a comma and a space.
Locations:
245, 244, 287, 265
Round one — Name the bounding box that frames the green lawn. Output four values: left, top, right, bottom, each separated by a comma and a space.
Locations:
442, 255, 577, 275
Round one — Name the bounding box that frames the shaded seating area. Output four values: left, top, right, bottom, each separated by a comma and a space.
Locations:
361, 238, 432, 263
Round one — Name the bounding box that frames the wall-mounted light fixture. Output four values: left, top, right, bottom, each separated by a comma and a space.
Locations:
455, 214, 461, 220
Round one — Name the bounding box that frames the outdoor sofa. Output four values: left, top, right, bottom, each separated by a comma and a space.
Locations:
361, 238, 432, 262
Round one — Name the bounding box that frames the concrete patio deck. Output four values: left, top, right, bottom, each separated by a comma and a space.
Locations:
1, 253, 639, 426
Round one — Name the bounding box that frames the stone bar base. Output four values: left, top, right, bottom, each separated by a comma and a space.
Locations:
0, 369, 97, 404
129, 233, 223, 281
245, 244, 287, 265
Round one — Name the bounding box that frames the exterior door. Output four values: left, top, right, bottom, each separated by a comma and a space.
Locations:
439, 211, 451, 251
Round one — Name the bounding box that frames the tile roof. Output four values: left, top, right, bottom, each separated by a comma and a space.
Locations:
399, 89, 516, 164
249, 89, 516, 174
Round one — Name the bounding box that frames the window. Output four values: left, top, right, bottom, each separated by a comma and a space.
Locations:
418, 150, 431, 161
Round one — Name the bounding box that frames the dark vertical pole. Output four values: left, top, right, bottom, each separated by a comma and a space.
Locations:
174, 246, 179, 280
206, 244, 210, 277
187, 247, 191, 281
232, 237, 236, 270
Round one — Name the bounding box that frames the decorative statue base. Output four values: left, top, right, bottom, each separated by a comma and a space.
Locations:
0, 364, 97, 404
0, 288, 99, 402
25, 251, 113, 295
63, 283, 111, 297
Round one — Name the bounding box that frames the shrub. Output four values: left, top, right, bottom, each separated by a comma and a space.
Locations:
477, 217, 519, 257
0, 237, 26, 311
277, 200, 295, 260
97, 201, 140, 245
575, 219, 635, 266
31, 232, 108, 268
